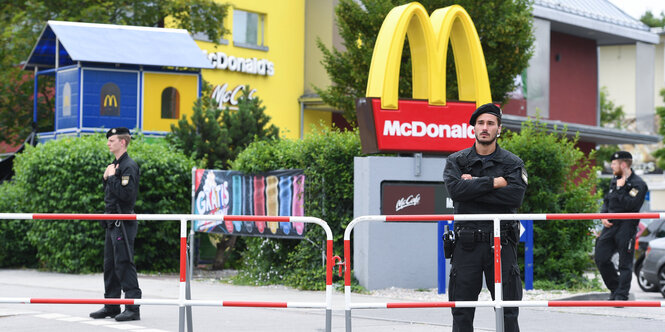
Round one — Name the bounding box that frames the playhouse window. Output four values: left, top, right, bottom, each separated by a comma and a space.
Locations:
161, 87, 180, 119
233, 9, 267, 51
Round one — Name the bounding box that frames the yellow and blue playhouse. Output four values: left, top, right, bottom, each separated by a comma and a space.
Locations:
23, 21, 213, 141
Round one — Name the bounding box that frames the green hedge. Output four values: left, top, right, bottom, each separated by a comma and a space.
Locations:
231, 126, 361, 290
0, 134, 195, 272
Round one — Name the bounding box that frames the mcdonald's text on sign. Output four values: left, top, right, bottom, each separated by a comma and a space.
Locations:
356, 3, 493, 154
357, 98, 475, 153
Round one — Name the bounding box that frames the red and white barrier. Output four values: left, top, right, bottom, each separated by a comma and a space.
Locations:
0, 213, 334, 332
342, 212, 665, 332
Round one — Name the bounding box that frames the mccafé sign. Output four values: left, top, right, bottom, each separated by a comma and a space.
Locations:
356, 3, 493, 154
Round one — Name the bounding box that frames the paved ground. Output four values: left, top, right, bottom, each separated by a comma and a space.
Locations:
1, 269, 664, 331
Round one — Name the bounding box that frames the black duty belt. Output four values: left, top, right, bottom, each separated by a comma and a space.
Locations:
455, 227, 514, 243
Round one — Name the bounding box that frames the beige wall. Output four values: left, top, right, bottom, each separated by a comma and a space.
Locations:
598, 44, 637, 120
656, 34, 665, 109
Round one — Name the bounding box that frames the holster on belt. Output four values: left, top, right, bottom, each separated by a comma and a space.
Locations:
442, 229, 455, 258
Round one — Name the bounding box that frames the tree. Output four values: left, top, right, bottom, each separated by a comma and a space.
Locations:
315, 0, 534, 124
167, 85, 279, 269
0, 0, 229, 145
167, 84, 279, 170
640, 10, 665, 28
651, 89, 665, 169
500, 120, 601, 287
595, 87, 626, 165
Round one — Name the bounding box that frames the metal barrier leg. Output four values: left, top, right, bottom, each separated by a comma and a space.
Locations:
326, 308, 332, 332
493, 218, 504, 332
179, 219, 187, 332
345, 310, 352, 332
186, 234, 194, 332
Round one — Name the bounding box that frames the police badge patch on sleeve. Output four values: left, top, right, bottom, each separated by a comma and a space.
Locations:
629, 188, 639, 197
121, 176, 130, 186
521, 167, 528, 185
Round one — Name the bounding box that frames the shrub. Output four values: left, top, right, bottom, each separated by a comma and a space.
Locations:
6, 134, 194, 272
231, 126, 361, 289
0, 181, 37, 267
500, 119, 601, 286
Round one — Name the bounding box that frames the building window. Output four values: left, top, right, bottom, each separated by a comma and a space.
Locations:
233, 9, 268, 51
161, 87, 180, 119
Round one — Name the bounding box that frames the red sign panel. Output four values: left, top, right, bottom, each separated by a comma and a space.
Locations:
356, 98, 476, 154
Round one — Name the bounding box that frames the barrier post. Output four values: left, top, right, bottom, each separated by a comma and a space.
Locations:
344, 236, 352, 332
523, 220, 533, 290
493, 218, 504, 332
179, 218, 187, 332
437, 220, 453, 294
186, 232, 194, 332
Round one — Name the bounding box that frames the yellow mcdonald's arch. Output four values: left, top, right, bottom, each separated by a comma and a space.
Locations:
104, 95, 118, 107
366, 3, 491, 110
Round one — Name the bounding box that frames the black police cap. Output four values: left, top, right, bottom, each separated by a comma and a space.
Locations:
106, 127, 131, 139
469, 103, 502, 126
611, 151, 632, 161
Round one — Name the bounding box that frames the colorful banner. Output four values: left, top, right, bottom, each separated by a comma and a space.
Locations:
192, 169, 306, 238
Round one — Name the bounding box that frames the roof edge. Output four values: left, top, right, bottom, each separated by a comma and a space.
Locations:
502, 115, 662, 145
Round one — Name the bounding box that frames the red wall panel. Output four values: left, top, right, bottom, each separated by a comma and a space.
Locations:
549, 31, 597, 126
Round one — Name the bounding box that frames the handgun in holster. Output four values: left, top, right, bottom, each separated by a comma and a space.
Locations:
442, 225, 456, 259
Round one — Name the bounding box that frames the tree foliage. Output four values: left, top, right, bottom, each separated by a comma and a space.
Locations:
640, 10, 665, 28
167, 85, 279, 170
651, 89, 665, 169
316, 0, 534, 124
0, 0, 229, 145
500, 120, 601, 286
595, 87, 625, 165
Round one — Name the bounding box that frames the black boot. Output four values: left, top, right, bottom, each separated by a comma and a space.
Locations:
89, 306, 121, 319
115, 307, 140, 321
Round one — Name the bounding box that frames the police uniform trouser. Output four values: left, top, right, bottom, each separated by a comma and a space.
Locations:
594, 222, 637, 299
449, 239, 522, 332
103, 220, 142, 311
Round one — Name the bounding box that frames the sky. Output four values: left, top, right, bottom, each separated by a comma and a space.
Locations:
608, 0, 665, 20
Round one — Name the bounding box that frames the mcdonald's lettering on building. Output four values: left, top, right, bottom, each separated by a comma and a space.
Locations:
356, 3, 495, 154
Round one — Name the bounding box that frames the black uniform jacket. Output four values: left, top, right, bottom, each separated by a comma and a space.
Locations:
600, 170, 647, 227
443, 144, 527, 229
103, 152, 140, 214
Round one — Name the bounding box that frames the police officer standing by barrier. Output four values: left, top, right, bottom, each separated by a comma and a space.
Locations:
595, 151, 647, 302
443, 104, 527, 332
90, 127, 142, 321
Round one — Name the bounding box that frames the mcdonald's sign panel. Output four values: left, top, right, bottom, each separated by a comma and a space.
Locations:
81, 69, 138, 129
357, 3, 493, 154
100, 82, 120, 116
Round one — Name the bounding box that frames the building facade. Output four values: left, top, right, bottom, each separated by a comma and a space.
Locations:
195, 0, 341, 139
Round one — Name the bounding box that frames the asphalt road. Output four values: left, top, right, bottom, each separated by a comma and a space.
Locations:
1, 269, 664, 331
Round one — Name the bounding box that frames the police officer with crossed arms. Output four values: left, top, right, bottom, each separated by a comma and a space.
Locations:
443, 104, 527, 332
90, 127, 142, 321
595, 151, 647, 302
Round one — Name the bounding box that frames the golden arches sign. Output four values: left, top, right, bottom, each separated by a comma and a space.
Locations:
356, 3, 493, 154
104, 95, 118, 107
366, 3, 491, 110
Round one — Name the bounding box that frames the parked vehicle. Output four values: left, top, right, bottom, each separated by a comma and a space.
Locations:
634, 219, 665, 292
640, 237, 665, 298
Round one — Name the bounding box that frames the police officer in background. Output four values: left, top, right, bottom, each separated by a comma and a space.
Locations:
90, 127, 142, 321
443, 103, 527, 332
595, 151, 647, 302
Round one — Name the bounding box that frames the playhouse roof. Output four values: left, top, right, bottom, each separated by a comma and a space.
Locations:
24, 21, 214, 70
